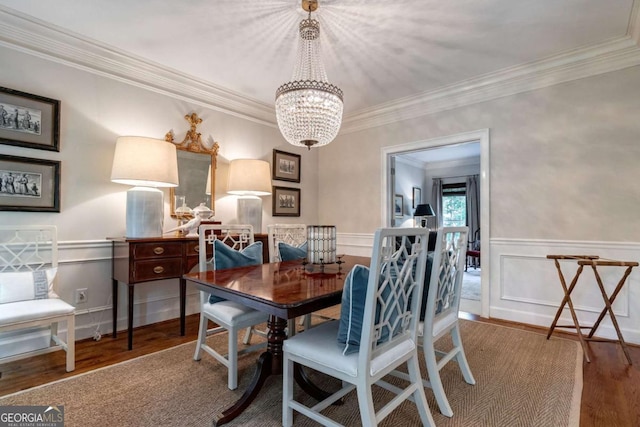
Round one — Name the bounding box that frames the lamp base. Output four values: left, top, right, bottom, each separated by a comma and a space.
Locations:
126, 186, 163, 238
237, 196, 262, 234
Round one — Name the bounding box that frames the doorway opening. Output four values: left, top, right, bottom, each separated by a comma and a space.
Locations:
381, 129, 490, 317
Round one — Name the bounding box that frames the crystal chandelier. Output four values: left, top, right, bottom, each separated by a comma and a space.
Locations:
275, 0, 343, 149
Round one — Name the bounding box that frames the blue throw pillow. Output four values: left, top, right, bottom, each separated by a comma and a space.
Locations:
278, 241, 307, 261
337, 264, 370, 355
208, 240, 263, 304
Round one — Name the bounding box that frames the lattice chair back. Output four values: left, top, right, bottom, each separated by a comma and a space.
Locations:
266, 224, 307, 262
0, 225, 75, 372
425, 226, 469, 328
0, 226, 58, 274
362, 228, 429, 362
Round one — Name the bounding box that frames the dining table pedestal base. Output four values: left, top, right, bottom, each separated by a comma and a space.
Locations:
214, 315, 333, 426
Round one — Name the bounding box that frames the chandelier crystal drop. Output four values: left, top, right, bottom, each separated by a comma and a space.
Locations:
275, 0, 343, 149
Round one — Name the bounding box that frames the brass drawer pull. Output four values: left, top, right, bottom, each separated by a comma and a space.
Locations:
194, 246, 200, 253
153, 247, 165, 255
153, 266, 165, 274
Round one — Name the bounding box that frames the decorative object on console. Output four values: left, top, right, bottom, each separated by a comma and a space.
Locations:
110, 136, 179, 238
275, 0, 343, 149
306, 225, 336, 264
0, 154, 60, 212
166, 112, 219, 217
227, 159, 272, 233
414, 203, 435, 228
272, 149, 301, 182
0, 86, 60, 152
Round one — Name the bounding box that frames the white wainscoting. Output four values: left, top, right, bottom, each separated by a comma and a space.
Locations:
491, 238, 640, 345
339, 233, 640, 345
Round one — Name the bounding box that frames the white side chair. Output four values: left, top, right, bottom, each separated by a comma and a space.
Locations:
0, 226, 75, 372
420, 226, 475, 416
282, 227, 435, 426
266, 224, 310, 334
193, 224, 268, 390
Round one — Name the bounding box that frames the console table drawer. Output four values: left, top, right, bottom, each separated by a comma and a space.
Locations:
133, 242, 183, 259
133, 258, 183, 281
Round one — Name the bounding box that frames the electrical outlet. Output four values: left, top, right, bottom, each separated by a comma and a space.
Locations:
75, 288, 88, 304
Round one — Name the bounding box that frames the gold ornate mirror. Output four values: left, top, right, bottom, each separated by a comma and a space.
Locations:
166, 113, 219, 218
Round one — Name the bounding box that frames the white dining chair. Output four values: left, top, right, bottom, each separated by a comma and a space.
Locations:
282, 227, 435, 426
192, 224, 268, 390
388, 226, 475, 417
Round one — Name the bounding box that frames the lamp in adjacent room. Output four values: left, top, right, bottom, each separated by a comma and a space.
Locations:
226, 159, 272, 233
275, 0, 343, 149
413, 203, 435, 228
111, 136, 179, 238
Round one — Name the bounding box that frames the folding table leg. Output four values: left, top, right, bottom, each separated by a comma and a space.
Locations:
588, 265, 634, 365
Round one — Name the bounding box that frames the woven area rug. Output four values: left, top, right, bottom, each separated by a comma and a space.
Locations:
0, 320, 582, 426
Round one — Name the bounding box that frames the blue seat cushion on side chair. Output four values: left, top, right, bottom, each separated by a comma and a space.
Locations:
278, 241, 308, 261
207, 240, 263, 304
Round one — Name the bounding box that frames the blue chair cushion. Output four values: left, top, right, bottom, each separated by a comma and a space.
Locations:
208, 240, 263, 304
278, 241, 308, 261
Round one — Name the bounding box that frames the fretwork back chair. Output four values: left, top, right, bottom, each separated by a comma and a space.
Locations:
0, 225, 75, 372
266, 223, 313, 334
421, 226, 475, 416
282, 227, 435, 426
193, 224, 268, 390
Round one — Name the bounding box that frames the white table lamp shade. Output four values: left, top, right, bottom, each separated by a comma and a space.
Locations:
111, 136, 179, 238
227, 159, 272, 233
111, 136, 179, 187
227, 159, 272, 196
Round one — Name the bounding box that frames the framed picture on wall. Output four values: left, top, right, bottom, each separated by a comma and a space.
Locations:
0, 87, 60, 152
272, 186, 301, 217
394, 194, 404, 217
412, 186, 422, 208
0, 154, 61, 212
272, 149, 301, 182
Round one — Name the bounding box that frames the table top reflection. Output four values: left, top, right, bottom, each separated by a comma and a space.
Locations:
183, 255, 370, 319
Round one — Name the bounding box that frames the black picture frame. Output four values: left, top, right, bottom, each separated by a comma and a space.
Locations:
272, 186, 301, 217
394, 194, 404, 217
412, 186, 422, 208
0, 87, 60, 152
0, 154, 61, 212
272, 149, 301, 183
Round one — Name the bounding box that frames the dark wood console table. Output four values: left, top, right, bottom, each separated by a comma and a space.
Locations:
108, 233, 268, 350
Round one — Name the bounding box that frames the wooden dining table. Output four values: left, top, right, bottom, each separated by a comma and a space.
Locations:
183, 255, 369, 426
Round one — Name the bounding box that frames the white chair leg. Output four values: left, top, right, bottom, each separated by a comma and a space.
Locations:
423, 337, 454, 417
356, 383, 377, 426
407, 355, 436, 427
228, 326, 238, 390
302, 314, 312, 331
242, 326, 253, 345
287, 319, 296, 337
452, 325, 476, 385
193, 314, 208, 361
66, 315, 75, 372
282, 355, 294, 427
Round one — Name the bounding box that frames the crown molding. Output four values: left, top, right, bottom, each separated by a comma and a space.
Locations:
2, 5, 639, 135
0, 7, 277, 128
341, 36, 640, 134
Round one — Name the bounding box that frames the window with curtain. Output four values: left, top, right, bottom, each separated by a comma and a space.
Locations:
442, 183, 466, 226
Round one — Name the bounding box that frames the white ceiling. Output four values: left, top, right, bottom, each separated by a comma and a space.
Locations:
0, 0, 636, 119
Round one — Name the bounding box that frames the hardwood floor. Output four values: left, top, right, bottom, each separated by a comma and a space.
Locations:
1, 313, 638, 426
